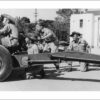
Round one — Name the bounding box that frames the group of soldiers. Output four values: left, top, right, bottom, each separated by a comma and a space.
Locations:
26, 23, 58, 55
0, 14, 90, 79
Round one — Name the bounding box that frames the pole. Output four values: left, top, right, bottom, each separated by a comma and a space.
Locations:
35, 9, 38, 23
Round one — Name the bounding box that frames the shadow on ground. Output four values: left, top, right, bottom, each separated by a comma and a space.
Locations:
4, 66, 100, 83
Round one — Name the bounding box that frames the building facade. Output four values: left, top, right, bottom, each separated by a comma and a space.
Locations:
70, 12, 100, 51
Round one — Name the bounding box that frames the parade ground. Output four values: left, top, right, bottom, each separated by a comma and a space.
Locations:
0, 63, 100, 91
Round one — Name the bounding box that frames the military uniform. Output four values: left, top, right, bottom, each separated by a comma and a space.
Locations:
36, 25, 60, 73
27, 43, 39, 55
0, 23, 19, 47
68, 38, 89, 52
41, 28, 58, 53
25, 35, 39, 55
25, 36, 39, 79
40, 27, 60, 72
67, 32, 89, 72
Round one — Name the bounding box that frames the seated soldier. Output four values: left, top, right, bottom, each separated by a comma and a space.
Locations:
37, 41, 44, 53
66, 32, 90, 72
25, 34, 39, 79
0, 14, 19, 48
25, 34, 39, 55
36, 23, 61, 73
36, 23, 58, 53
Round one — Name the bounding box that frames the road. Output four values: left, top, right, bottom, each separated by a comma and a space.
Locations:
1, 63, 100, 91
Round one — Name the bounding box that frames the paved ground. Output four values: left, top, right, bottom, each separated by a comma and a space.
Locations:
1, 63, 100, 91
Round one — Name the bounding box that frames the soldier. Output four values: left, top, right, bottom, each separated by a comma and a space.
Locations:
25, 34, 39, 79
67, 32, 89, 72
36, 23, 58, 53
0, 14, 19, 47
36, 23, 60, 73
25, 33, 39, 55
78, 33, 90, 53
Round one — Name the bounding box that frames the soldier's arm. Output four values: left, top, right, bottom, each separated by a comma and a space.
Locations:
0, 25, 8, 35
84, 40, 91, 53
41, 31, 52, 39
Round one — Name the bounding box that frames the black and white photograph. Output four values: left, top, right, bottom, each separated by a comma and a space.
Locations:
0, 8, 100, 92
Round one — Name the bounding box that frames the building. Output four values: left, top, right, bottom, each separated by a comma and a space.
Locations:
70, 11, 100, 54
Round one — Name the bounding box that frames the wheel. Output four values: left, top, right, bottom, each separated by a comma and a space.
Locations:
0, 45, 13, 81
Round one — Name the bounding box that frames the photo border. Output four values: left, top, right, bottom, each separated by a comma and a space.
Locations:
0, 1, 100, 99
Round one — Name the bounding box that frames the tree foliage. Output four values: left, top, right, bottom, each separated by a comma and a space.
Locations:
55, 9, 88, 42
0, 9, 88, 44
38, 19, 69, 42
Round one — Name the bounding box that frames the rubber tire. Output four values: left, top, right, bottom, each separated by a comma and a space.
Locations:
0, 45, 13, 82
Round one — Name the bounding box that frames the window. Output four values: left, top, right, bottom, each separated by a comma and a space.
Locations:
80, 19, 83, 28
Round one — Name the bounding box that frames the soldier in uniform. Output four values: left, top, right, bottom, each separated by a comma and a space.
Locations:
25, 33, 39, 79
0, 14, 19, 47
36, 23, 60, 73
25, 33, 39, 55
67, 32, 90, 72
36, 23, 58, 53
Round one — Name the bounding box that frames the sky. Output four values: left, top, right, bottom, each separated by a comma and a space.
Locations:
0, 9, 100, 23
0, 9, 58, 22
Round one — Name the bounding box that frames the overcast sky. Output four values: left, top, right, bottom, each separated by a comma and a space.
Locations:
0, 9, 58, 22
0, 9, 99, 23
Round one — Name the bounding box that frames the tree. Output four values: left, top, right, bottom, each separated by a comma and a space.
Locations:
38, 19, 54, 29
56, 9, 88, 22
20, 17, 30, 23
37, 19, 68, 41
55, 9, 88, 42
15, 17, 36, 35
0, 16, 4, 29
53, 20, 69, 42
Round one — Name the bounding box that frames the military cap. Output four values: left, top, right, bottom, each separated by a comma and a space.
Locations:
70, 32, 82, 37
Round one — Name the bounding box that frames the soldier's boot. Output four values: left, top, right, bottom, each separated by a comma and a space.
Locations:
26, 72, 34, 79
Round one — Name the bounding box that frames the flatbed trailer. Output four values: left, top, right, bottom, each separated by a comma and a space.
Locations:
51, 51, 100, 64
1, 45, 100, 81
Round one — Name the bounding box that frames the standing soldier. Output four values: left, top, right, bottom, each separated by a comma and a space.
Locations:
67, 32, 90, 72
